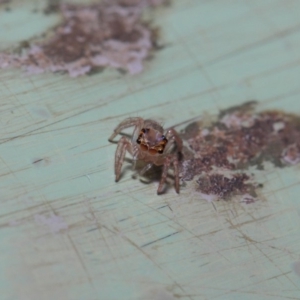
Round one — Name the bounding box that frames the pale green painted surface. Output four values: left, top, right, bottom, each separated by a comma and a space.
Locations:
1, 1, 300, 299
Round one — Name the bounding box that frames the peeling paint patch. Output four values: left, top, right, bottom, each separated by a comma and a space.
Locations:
34, 213, 68, 233
197, 173, 252, 198
0, 0, 168, 76
180, 101, 300, 200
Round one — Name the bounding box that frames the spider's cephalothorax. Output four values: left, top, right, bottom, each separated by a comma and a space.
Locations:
108, 117, 183, 194
136, 128, 168, 155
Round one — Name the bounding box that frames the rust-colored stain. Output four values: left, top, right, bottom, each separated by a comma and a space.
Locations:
180, 101, 300, 200
0, 0, 168, 76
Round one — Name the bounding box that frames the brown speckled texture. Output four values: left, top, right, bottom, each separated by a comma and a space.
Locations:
0, 0, 168, 76
180, 102, 300, 200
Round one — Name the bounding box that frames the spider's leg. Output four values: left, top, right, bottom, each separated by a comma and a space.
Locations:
115, 137, 132, 181
132, 159, 137, 170
173, 158, 180, 193
157, 157, 171, 194
140, 163, 153, 175
164, 128, 183, 154
108, 117, 144, 142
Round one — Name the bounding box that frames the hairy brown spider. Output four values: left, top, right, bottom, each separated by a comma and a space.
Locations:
108, 117, 183, 194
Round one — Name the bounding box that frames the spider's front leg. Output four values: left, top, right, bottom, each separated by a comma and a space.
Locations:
115, 136, 133, 182
173, 157, 180, 194
164, 128, 183, 153
157, 154, 180, 194
108, 117, 144, 142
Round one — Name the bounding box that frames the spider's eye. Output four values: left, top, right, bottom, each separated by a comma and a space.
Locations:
158, 149, 164, 154
141, 128, 146, 133
137, 132, 143, 144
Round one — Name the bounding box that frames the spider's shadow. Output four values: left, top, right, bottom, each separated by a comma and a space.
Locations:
120, 158, 174, 194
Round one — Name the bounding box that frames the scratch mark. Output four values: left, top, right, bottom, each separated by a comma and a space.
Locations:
85, 174, 91, 183
86, 227, 98, 233
157, 205, 168, 209
32, 158, 43, 164
267, 271, 292, 281
227, 214, 273, 229
0, 82, 223, 144
118, 217, 130, 222
226, 219, 299, 289
67, 234, 96, 291
204, 22, 300, 68
141, 231, 179, 248
211, 201, 217, 212
226, 218, 259, 244
83, 199, 125, 279
121, 234, 194, 300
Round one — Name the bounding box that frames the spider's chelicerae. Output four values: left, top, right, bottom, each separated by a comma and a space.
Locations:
108, 117, 183, 194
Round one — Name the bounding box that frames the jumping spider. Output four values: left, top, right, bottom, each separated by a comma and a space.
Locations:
108, 117, 183, 194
